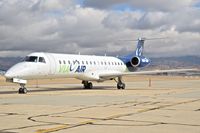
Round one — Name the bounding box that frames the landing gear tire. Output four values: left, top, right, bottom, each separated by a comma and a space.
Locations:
116, 77, 125, 90
88, 82, 93, 89
18, 83, 28, 94
18, 87, 27, 94
117, 83, 125, 90
18, 88, 23, 93
83, 81, 93, 89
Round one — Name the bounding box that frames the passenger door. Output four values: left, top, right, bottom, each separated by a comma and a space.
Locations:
45, 54, 56, 75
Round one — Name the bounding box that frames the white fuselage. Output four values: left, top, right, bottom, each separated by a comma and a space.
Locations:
5, 52, 127, 81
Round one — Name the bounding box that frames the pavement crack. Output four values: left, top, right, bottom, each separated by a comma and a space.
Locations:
27, 106, 98, 126
113, 118, 200, 127
35, 99, 200, 133
92, 123, 160, 127
119, 101, 151, 108
0, 124, 56, 132
102, 101, 138, 107
0, 106, 99, 132
0, 112, 25, 117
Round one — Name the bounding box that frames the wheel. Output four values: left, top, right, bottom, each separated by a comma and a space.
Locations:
22, 88, 28, 94
121, 83, 125, 89
117, 83, 121, 89
117, 83, 125, 89
18, 88, 23, 94
18, 88, 27, 94
84, 84, 87, 89
84, 83, 89, 89
88, 82, 93, 89
83, 82, 93, 89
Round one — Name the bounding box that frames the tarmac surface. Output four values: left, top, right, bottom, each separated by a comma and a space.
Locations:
0, 76, 200, 133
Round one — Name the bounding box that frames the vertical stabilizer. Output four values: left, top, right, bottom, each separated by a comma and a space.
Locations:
135, 38, 145, 57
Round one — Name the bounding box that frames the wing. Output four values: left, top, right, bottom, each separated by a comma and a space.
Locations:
99, 69, 198, 79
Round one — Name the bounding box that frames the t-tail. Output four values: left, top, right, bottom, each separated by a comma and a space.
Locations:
119, 37, 151, 71
135, 38, 145, 57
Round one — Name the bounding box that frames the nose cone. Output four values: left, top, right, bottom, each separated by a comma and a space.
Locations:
5, 63, 28, 79
5, 71, 14, 79
5, 67, 21, 79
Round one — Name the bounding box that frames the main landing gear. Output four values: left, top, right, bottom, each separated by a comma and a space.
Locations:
18, 84, 28, 94
116, 77, 125, 89
82, 77, 125, 90
82, 81, 93, 89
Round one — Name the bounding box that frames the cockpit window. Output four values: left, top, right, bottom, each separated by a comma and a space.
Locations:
39, 57, 46, 63
24, 56, 38, 62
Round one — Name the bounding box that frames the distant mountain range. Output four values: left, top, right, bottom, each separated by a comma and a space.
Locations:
0, 56, 199, 71
0, 57, 22, 71
147, 56, 200, 70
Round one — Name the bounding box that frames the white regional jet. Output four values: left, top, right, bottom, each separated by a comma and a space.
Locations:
4, 38, 195, 94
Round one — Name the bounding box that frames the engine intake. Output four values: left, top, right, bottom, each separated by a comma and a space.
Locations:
130, 56, 140, 67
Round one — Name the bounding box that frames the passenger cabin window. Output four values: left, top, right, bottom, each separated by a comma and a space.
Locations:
73, 61, 75, 64
39, 57, 46, 63
24, 56, 38, 62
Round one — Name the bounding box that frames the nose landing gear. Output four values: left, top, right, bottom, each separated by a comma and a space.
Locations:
7, 78, 28, 94
18, 84, 28, 94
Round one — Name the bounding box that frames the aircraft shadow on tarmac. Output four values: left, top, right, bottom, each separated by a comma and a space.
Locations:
0, 86, 114, 94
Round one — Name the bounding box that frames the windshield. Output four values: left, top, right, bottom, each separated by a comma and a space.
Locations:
24, 56, 38, 62
39, 57, 46, 63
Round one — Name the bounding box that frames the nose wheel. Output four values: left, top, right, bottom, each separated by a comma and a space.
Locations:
82, 81, 93, 89
18, 84, 28, 94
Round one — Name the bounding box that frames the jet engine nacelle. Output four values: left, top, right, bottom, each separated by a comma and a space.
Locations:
130, 56, 150, 68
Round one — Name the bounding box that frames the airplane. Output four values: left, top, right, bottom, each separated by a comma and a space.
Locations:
4, 38, 196, 94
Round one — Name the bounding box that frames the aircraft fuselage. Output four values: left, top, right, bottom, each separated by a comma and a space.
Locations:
5, 52, 127, 81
